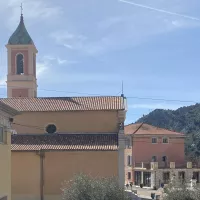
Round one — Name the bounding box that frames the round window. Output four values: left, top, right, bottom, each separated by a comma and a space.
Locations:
46, 124, 57, 134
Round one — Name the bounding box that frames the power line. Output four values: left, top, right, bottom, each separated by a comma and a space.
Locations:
0, 84, 199, 104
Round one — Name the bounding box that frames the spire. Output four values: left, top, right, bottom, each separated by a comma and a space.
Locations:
8, 5, 34, 45
20, 3, 23, 16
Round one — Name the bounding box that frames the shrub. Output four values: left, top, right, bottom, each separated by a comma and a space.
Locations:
163, 180, 200, 200
61, 173, 131, 200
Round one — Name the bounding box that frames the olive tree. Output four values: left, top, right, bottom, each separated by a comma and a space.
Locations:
163, 179, 200, 200
61, 173, 131, 200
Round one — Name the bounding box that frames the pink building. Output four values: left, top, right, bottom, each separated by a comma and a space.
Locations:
124, 123, 197, 188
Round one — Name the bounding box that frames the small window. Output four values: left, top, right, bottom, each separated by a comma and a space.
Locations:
152, 156, 157, 162
163, 172, 170, 184
127, 155, 132, 166
163, 137, 169, 144
152, 137, 157, 144
16, 54, 24, 75
46, 124, 57, 134
0, 127, 4, 143
128, 172, 131, 180
162, 156, 167, 162
126, 137, 132, 149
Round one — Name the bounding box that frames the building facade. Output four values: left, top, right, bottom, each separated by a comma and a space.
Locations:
124, 123, 200, 188
0, 102, 19, 200
1, 13, 127, 200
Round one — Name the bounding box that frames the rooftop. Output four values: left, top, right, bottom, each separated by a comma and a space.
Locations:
11, 133, 118, 151
0, 101, 19, 116
8, 15, 34, 45
0, 96, 125, 112
125, 123, 185, 136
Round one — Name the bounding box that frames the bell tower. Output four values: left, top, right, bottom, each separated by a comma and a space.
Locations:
6, 12, 38, 98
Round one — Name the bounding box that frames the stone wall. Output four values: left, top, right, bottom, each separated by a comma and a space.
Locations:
152, 168, 197, 188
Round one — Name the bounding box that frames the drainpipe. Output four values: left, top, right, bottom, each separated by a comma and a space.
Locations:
37, 150, 45, 200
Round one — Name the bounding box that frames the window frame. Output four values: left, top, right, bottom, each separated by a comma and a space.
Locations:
126, 137, 132, 149
127, 155, 132, 166
45, 124, 57, 134
152, 156, 157, 162
152, 137, 158, 144
162, 137, 169, 144
0, 126, 6, 144
128, 172, 131, 180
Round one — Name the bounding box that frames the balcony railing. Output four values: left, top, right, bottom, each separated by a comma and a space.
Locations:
133, 161, 200, 169
134, 162, 151, 169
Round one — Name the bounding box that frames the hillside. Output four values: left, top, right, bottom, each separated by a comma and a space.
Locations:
136, 103, 200, 134
136, 103, 200, 157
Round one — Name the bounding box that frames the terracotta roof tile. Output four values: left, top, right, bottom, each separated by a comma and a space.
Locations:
0, 96, 125, 112
125, 123, 185, 136
11, 133, 118, 151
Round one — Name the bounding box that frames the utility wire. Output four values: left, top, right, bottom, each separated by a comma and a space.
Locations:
0, 84, 198, 104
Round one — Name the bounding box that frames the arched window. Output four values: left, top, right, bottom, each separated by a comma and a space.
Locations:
16, 54, 24, 74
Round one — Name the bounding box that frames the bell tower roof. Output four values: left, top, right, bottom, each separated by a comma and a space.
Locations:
8, 14, 34, 45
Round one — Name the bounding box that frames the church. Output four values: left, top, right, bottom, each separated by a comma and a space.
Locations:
0, 13, 127, 200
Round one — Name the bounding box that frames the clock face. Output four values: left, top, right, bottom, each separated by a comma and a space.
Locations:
46, 124, 57, 134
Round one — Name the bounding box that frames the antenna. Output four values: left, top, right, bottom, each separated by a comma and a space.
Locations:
20, 3, 23, 16
121, 81, 124, 97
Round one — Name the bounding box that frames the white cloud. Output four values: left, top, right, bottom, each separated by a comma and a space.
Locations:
3, 0, 62, 29
129, 103, 186, 110
0, 76, 6, 85
36, 62, 48, 77
50, 30, 87, 51
49, 1, 200, 57
42, 55, 78, 66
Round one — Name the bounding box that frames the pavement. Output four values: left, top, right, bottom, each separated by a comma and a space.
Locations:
126, 186, 164, 199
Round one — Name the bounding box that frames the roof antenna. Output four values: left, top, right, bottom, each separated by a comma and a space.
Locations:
121, 81, 124, 97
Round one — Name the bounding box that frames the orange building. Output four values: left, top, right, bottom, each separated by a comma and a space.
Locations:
1, 13, 127, 200
124, 123, 199, 188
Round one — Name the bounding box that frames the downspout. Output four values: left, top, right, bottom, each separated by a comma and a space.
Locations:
37, 150, 45, 200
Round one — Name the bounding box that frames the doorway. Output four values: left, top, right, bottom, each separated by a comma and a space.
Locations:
134, 171, 141, 186
143, 172, 151, 187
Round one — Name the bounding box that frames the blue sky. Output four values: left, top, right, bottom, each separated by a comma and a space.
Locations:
0, 0, 200, 124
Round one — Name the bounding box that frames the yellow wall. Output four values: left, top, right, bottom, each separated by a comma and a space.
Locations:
12, 151, 118, 200
13, 111, 119, 134
0, 131, 11, 200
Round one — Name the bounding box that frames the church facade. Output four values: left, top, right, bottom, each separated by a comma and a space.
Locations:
1, 13, 127, 200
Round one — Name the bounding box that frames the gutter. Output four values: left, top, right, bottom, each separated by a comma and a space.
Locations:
36, 150, 45, 200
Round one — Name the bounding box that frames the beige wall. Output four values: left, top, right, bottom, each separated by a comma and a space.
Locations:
13, 111, 119, 134
124, 148, 132, 184
12, 151, 118, 200
0, 131, 11, 200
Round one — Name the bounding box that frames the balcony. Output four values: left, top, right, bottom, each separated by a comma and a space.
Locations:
133, 161, 200, 170
133, 162, 151, 170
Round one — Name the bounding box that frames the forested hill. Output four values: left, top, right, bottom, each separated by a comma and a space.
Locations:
136, 103, 200, 135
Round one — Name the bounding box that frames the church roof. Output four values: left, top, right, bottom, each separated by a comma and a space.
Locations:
0, 96, 125, 112
11, 133, 118, 151
8, 15, 34, 45
0, 101, 19, 116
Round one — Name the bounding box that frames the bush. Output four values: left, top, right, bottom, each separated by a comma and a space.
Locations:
163, 180, 200, 200
61, 173, 131, 200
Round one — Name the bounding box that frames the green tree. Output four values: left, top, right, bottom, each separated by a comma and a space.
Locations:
61, 173, 131, 200
163, 180, 200, 200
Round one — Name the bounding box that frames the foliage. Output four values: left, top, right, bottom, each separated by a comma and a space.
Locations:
61, 173, 131, 200
136, 103, 200, 158
163, 180, 200, 200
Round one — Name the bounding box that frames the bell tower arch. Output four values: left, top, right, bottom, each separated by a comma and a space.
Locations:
6, 13, 38, 98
